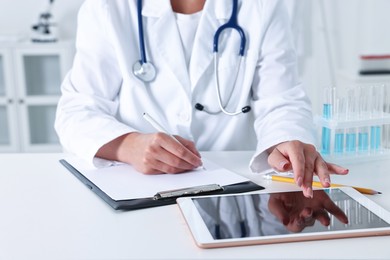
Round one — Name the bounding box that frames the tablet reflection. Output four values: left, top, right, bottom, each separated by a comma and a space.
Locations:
193, 189, 388, 240
268, 189, 348, 233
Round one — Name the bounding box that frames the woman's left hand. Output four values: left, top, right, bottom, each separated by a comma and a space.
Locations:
267, 140, 349, 198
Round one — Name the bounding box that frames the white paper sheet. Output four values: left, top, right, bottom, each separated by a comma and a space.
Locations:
64, 156, 249, 200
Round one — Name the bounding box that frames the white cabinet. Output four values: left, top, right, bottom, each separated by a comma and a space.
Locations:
0, 41, 74, 152
0, 48, 18, 151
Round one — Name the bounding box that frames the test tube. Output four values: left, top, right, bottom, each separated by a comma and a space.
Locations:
358, 126, 369, 153
357, 86, 369, 153
334, 98, 345, 154
321, 87, 334, 155
345, 88, 357, 154
383, 85, 390, 149
370, 85, 383, 152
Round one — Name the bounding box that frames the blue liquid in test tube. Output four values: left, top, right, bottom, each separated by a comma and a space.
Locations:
321, 127, 331, 154
370, 126, 381, 151
321, 103, 332, 155
334, 130, 344, 154
358, 127, 369, 152
346, 131, 356, 153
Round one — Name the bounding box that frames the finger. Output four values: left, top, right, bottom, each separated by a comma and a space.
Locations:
142, 153, 195, 174
280, 142, 305, 190
174, 136, 202, 158
314, 157, 331, 188
288, 217, 309, 232
138, 160, 184, 175
302, 147, 317, 198
136, 150, 187, 175
156, 133, 202, 168
323, 198, 349, 224
268, 196, 290, 225
144, 134, 201, 172
147, 157, 191, 174
153, 146, 200, 172
297, 207, 315, 227
300, 216, 316, 227
326, 162, 349, 175
314, 209, 331, 226
267, 148, 292, 172
300, 207, 313, 219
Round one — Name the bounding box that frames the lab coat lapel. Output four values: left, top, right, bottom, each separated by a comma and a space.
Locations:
143, 0, 191, 90
190, 0, 231, 89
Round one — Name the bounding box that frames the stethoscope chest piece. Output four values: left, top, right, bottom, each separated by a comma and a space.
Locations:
133, 60, 156, 82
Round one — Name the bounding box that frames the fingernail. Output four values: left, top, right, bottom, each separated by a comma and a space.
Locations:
306, 187, 313, 198
307, 208, 313, 217
199, 161, 204, 168
324, 178, 331, 186
279, 161, 289, 170
296, 177, 303, 187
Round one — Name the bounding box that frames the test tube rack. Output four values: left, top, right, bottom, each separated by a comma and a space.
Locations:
315, 113, 390, 164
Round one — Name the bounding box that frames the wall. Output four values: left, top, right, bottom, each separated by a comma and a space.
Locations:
299, 0, 390, 114
0, 0, 83, 40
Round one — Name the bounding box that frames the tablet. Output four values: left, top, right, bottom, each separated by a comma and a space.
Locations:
176, 187, 390, 248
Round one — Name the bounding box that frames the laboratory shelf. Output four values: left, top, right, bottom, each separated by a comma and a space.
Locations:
322, 149, 390, 165
315, 114, 390, 164
316, 114, 390, 129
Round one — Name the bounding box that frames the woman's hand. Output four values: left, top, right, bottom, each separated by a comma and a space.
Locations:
267, 141, 349, 198
96, 132, 203, 174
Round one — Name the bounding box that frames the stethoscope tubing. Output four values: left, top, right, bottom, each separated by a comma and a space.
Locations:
213, 0, 246, 56
134, 0, 251, 115
137, 0, 147, 64
214, 53, 243, 116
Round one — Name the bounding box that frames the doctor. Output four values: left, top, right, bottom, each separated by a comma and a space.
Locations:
55, 0, 348, 198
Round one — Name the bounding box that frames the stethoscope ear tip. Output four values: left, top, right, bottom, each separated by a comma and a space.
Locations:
242, 106, 251, 113
195, 103, 205, 111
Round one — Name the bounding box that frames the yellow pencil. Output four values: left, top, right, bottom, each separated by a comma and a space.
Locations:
265, 174, 381, 195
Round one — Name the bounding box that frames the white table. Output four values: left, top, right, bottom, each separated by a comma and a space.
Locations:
1, 151, 389, 259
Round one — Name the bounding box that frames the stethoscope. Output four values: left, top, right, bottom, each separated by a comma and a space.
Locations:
215, 197, 247, 239
132, 0, 251, 116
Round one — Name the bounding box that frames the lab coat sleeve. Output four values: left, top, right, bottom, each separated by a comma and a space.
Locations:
249, 0, 317, 173
55, 0, 135, 167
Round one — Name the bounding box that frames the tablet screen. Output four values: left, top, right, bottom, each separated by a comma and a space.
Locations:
191, 189, 390, 240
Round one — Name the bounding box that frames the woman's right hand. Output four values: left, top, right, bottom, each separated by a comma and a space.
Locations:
96, 132, 203, 174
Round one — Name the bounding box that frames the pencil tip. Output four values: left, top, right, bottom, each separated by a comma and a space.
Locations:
378, 191, 382, 194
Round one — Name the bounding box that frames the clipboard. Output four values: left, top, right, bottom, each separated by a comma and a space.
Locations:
59, 158, 264, 211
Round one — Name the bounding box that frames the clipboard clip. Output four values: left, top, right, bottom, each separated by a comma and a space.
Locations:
153, 184, 223, 200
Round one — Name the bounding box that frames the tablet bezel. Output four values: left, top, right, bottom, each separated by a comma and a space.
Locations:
176, 187, 390, 248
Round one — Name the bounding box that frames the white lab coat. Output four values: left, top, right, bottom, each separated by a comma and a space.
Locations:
55, 0, 316, 172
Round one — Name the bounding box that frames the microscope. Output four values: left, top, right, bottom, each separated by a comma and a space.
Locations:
31, 0, 57, 43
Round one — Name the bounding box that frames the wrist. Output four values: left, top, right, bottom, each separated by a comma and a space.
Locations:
96, 132, 139, 163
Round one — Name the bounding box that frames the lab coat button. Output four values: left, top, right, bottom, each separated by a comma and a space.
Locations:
179, 112, 190, 122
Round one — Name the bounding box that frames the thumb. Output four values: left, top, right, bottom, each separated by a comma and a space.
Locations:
268, 148, 291, 172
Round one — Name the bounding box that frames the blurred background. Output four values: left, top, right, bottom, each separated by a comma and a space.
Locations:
0, 0, 390, 155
